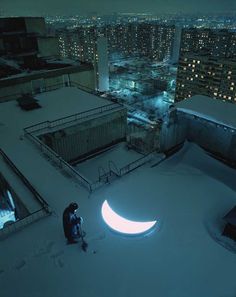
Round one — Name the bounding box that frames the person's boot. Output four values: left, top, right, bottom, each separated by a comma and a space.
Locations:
67, 239, 78, 244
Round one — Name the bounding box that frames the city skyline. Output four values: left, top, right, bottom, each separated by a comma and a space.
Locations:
1, 0, 236, 16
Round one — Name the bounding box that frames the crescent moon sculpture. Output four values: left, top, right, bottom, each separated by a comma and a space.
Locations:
101, 200, 157, 235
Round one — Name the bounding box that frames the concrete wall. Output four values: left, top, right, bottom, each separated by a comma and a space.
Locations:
24, 18, 46, 35
0, 68, 95, 102
39, 110, 127, 162
0, 77, 61, 101
0, 81, 33, 101
160, 109, 236, 162
37, 37, 60, 58
160, 109, 186, 151
183, 113, 233, 157
0, 38, 4, 52
69, 70, 95, 90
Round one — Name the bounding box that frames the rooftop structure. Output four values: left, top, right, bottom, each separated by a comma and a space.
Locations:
161, 95, 236, 166
0, 17, 96, 102
176, 95, 236, 129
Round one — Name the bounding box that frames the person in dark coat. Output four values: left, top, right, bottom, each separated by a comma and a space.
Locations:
63, 202, 83, 244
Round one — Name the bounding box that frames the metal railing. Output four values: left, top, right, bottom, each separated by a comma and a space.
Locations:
0, 209, 50, 240
24, 102, 123, 136
24, 125, 155, 193
24, 131, 93, 192
119, 153, 154, 176
0, 79, 119, 104
0, 148, 51, 239
17, 82, 155, 192
0, 148, 50, 211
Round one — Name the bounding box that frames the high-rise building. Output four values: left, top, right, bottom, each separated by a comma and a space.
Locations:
175, 53, 236, 103
57, 23, 176, 63
180, 28, 236, 59
175, 28, 236, 103
57, 26, 97, 62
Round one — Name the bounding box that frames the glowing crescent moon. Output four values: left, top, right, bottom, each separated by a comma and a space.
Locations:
101, 200, 157, 235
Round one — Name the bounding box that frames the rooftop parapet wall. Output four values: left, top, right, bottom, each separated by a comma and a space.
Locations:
160, 100, 236, 164
0, 17, 46, 36
0, 65, 95, 103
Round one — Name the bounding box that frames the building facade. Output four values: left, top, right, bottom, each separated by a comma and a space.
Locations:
180, 28, 236, 59
57, 23, 176, 63
175, 53, 236, 103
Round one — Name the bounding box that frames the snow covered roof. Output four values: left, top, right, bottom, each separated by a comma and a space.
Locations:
1, 88, 236, 297
176, 95, 236, 129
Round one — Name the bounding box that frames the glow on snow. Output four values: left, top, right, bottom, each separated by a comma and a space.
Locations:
101, 200, 157, 235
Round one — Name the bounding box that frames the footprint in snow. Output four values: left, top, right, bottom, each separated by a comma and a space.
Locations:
50, 250, 65, 269
34, 241, 55, 257
14, 260, 26, 271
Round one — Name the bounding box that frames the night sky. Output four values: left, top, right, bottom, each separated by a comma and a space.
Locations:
1, 0, 236, 16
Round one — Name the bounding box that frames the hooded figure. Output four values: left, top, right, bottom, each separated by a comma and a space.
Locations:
63, 202, 83, 244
